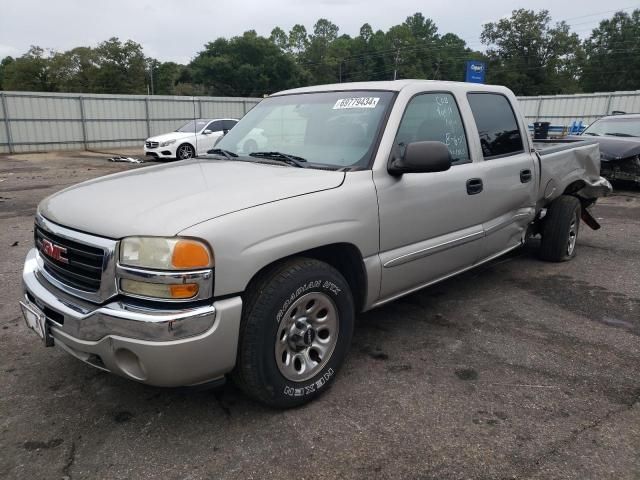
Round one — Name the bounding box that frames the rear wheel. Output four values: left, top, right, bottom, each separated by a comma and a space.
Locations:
232, 258, 354, 408
176, 143, 195, 160
540, 195, 581, 262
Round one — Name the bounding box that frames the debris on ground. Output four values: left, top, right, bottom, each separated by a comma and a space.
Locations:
11, 241, 18, 246
107, 156, 144, 164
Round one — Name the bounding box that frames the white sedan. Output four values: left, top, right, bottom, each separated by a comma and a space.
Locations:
144, 118, 238, 160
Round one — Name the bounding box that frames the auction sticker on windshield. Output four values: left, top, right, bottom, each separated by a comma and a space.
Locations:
333, 97, 380, 109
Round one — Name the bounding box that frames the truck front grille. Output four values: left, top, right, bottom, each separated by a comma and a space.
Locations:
35, 225, 105, 292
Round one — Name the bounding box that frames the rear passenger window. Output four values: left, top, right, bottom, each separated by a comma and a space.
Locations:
467, 93, 523, 158
223, 120, 237, 131
394, 93, 470, 164
206, 121, 224, 132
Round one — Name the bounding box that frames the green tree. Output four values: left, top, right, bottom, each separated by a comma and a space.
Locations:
302, 19, 341, 83
92, 38, 147, 94
48, 47, 97, 92
481, 9, 582, 95
270, 27, 289, 52
2, 46, 53, 91
581, 10, 640, 92
0, 57, 15, 90
190, 30, 306, 96
288, 24, 309, 56
152, 61, 182, 95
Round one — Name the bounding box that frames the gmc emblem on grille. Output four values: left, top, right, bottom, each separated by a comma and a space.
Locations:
41, 239, 69, 264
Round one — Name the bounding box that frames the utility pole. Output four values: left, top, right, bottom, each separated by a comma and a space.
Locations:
150, 63, 154, 95
393, 48, 400, 80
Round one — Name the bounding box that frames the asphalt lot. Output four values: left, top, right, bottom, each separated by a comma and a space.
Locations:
1, 151, 639, 480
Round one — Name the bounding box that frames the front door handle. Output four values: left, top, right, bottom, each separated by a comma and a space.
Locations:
466, 178, 483, 195
520, 169, 532, 183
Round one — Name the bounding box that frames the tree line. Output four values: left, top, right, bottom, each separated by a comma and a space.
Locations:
0, 9, 638, 97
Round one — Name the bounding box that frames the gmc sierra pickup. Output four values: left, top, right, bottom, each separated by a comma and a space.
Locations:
20, 80, 611, 407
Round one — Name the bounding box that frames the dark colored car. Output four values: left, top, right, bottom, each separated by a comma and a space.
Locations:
569, 114, 640, 185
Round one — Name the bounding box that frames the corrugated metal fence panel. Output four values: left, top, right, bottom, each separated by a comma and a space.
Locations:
2, 90, 638, 154
609, 92, 640, 115
149, 97, 196, 120
517, 90, 640, 126
0, 91, 262, 153
516, 97, 540, 119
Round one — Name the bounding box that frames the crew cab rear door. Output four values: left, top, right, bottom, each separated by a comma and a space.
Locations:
465, 92, 537, 260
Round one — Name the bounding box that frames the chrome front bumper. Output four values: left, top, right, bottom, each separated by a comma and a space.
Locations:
21, 248, 243, 387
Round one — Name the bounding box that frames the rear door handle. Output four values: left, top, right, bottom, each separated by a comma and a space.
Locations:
520, 169, 532, 183
466, 178, 483, 195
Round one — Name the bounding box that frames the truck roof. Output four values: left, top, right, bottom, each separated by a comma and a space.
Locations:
272, 79, 511, 96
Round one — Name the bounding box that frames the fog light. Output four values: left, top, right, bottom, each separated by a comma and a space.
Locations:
120, 279, 199, 300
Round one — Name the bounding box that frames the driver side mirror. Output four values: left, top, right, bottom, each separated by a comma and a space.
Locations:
202, 129, 212, 135
388, 141, 452, 176
222, 129, 229, 135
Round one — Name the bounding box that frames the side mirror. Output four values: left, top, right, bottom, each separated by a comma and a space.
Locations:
388, 141, 452, 175
222, 129, 229, 135
202, 129, 212, 135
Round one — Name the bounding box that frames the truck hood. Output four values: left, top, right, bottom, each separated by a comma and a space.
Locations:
39, 159, 345, 238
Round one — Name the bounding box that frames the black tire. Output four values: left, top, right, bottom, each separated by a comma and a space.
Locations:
176, 143, 195, 160
232, 258, 354, 408
540, 195, 581, 262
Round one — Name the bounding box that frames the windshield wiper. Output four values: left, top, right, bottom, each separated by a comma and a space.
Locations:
207, 148, 238, 159
605, 132, 635, 137
249, 151, 308, 168
583, 132, 599, 136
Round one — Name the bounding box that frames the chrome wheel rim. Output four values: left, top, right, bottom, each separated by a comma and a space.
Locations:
178, 145, 193, 159
567, 216, 578, 256
275, 292, 339, 382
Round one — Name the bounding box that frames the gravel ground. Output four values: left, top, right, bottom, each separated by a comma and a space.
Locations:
1, 151, 638, 480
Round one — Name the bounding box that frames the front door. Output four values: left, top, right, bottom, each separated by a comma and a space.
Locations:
374, 92, 487, 301
198, 120, 225, 155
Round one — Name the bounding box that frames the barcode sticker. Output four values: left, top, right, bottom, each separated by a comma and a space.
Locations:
333, 97, 380, 109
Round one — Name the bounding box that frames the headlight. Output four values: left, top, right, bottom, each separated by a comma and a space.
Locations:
160, 139, 176, 147
118, 237, 214, 301
120, 237, 213, 270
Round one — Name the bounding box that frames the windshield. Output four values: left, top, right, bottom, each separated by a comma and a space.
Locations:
176, 120, 209, 133
582, 117, 640, 137
213, 91, 395, 168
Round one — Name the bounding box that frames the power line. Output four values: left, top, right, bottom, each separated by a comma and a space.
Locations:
561, 4, 639, 22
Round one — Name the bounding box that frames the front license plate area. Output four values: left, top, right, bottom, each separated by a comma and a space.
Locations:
20, 300, 54, 347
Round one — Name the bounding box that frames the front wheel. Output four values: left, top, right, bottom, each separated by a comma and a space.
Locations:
540, 195, 581, 262
176, 143, 195, 160
232, 258, 354, 408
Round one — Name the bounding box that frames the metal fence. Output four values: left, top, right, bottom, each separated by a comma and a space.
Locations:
517, 90, 640, 126
0, 91, 262, 153
2, 89, 640, 154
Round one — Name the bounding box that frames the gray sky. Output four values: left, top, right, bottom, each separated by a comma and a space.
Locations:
1, 0, 638, 63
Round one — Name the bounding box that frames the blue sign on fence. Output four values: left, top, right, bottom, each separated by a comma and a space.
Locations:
465, 61, 486, 84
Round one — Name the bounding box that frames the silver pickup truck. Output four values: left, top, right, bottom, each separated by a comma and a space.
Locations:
20, 80, 611, 407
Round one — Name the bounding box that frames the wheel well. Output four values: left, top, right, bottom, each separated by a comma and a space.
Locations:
246, 243, 368, 313
563, 180, 586, 195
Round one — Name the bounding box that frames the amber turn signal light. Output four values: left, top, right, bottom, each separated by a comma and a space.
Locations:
171, 240, 212, 269
169, 283, 200, 299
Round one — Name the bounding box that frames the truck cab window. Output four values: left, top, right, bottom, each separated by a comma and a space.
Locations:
467, 93, 523, 158
394, 93, 470, 165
